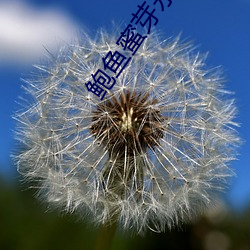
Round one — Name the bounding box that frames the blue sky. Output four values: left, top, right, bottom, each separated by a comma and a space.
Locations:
0, 0, 249, 210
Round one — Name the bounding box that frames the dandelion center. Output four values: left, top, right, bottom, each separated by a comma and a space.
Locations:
90, 90, 165, 159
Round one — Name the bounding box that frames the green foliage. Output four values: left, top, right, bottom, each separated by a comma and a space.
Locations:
1, 177, 250, 250
0, 178, 96, 250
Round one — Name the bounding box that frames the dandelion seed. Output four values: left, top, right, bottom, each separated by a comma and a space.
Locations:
14, 30, 240, 233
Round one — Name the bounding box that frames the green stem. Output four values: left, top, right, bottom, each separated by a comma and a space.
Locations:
94, 221, 117, 250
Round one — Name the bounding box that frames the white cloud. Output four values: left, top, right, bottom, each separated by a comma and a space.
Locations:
0, 1, 78, 65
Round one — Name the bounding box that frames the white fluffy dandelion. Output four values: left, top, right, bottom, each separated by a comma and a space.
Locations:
14, 30, 239, 233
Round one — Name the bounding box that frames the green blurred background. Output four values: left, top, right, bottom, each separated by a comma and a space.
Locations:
1, 175, 250, 250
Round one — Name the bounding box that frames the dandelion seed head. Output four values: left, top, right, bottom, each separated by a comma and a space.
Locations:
14, 29, 240, 233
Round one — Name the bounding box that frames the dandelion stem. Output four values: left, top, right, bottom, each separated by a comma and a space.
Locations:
94, 221, 117, 250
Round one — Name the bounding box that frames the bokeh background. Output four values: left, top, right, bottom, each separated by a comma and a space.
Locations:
0, 0, 249, 249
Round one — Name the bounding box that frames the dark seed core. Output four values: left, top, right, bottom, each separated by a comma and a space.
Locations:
90, 90, 165, 159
